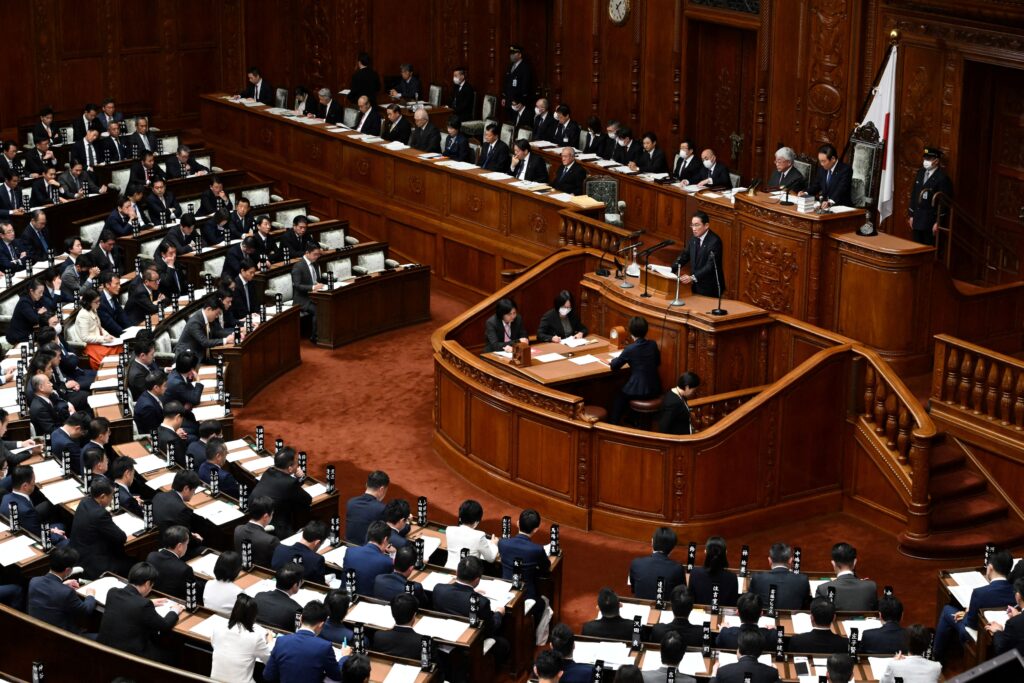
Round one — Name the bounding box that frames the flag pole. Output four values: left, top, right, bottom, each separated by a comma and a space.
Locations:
842, 31, 900, 159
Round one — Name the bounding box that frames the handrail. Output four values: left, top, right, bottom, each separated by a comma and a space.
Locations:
688, 384, 771, 431
558, 209, 635, 252
932, 334, 1024, 431
935, 193, 1020, 284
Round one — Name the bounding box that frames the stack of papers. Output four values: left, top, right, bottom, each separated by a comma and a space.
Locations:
476, 578, 514, 605
87, 392, 121, 409
420, 572, 453, 592
948, 585, 976, 609
950, 571, 988, 588
841, 618, 883, 635
577, 153, 600, 161
648, 264, 675, 277
346, 601, 395, 629
594, 159, 617, 167
417, 534, 442, 560
383, 142, 409, 151
194, 500, 245, 524
190, 613, 229, 638
535, 353, 565, 363
322, 545, 348, 566
243, 579, 276, 597
721, 614, 777, 629
188, 553, 221, 579
304, 483, 328, 499
640, 650, 707, 675
413, 615, 467, 641
354, 135, 384, 143
482, 172, 513, 181
529, 140, 556, 148
572, 641, 634, 666
192, 405, 227, 421
418, 153, 442, 160
133, 454, 168, 474
983, 609, 1011, 627
549, 193, 574, 202
560, 337, 594, 348
790, 612, 814, 634
40, 478, 86, 504
608, 165, 634, 174
0, 535, 37, 566
717, 653, 773, 666
78, 576, 126, 604
111, 513, 146, 537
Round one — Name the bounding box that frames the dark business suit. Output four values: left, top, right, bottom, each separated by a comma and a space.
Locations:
1, 492, 48, 538
349, 67, 382, 105
103, 208, 133, 238
512, 154, 548, 182
712, 655, 780, 683
29, 178, 59, 207
672, 155, 703, 184
6, 296, 47, 344
28, 572, 97, 632
671, 229, 726, 298
451, 82, 476, 122
498, 533, 551, 601
146, 548, 196, 599
91, 244, 119, 272
484, 313, 527, 353
126, 360, 152, 402
198, 461, 239, 498
255, 588, 302, 632
157, 425, 189, 469
382, 116, 412, 144
478, 141, 512, 174
72, 117, 103, 142
165, 368, 202, 415
815, 574, 878, 612
318, 99, 343, 125
0, 183, 26, 219
648, 617, 705, 647
176, 310, 228, 361
152, 490, 196, 534
859, 620, 905, 654
100, 135, 128, 163
98, 291, 129, 336
353, 108, 382, 135
23, 148, 58, 177
582, 615, 635, 641
613, 141, 642, 166
697, 162, 733, 189
229, 211, 254, 238
536, 308, 587, 344
265, 628, 343, 680
164, 224, 195, 255
98, 584, 179, 662
629, 552, 685, 601
552, 120, 582, 149
344, 493, 385, 544
271, 542, 327, 584
278, 230, 311, 261
198, 187, 230, 216
250, 467, 311, 539
749, 566, 811, 611
320, 618, 354, 645
503, 60, 533, 117
392, 77, 421, 101
70, 496, 128, 579
124, 283, 159, 326
994, 612, 1024, 657
409, 123, 442, 153
434, 581, 502, 637
443, 133, 472, 162
637, 148, 668, 174
531, 114, 556, 143
290, 257, 321, 316
805, 161, 852, 207
373, 571, 427, 607
582, 131, 607, 157
716, 623, 778, 651
30, 395, 70, 437
788, 628, 849, 654
373, 624, 422, 660
234, 521, 281, 568
241, 80, 275, 106
610, 337, 661, 400
551, 162, 587, 195
116, 482, 143, 517
20, 224, 52, 262
908, 166, 954, 245
657, 390, 692, 435
341, 543, 394, 595
768, 167, 807, 193
688, 567, 739, 607
127, 132, 159, 156
58, 170, 97, 199
50, 427, 84, 474
229, 276, 258, 322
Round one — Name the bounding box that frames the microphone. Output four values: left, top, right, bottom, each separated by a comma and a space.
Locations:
638, 240, 675, 299
709, 249, 727, 316
637, 239, 675, 259
595, 230, 642, 277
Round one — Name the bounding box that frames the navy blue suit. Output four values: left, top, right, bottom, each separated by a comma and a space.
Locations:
749, 566, 810, 611
6, 296, 46, 344
688, 566, 739, 607
271, 542, 327, 584
28, 572, 97, 632
629, 552, 685, 601
716, 622, 777, 651
859, 620, 905, 654
103, 208, 133, 238
198, 461, 239, 498
132, 392, 163, 434
20, 225, 52, 263
57, 336, 95, 389
341, 543, 393, 596
50, 427, 84, 474
344, 493, 384, 544
444, 133, 473, 162
319, 618, 354, 645
1, 492, 52, 538
263, 629, 343, 683
934, 577, 1015, 656
165, 370, 202, 435
609, 336, 661, 424
373, 571, 427, 606
806, 161, 853, 207
433, 581, 502, 637
497, 533, 551, 600
98, 291, 130, 337
115, 482, 143, 517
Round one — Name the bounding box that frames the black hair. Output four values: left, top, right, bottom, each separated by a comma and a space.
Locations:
456, 555, 483, 583
810, 596, 836, 627
458, 499, 484, 525
228, 593, 259, 632
366, 470, 390, 489
128, 561, 160, 587
627, 316, 648, 339
652, 526, 677, 554
390, 592, 418, 625
494, 298, 517, 319
214, 551, 243, 582
519, 508, 541, 534
597, 586, 620, 617
704, 535, 728, 571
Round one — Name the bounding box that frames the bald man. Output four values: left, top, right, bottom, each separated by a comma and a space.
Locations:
354, 96, 381, 135
408, 109, 441, 153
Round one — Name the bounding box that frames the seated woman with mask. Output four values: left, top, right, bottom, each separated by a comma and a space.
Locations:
536, 290, 588, 343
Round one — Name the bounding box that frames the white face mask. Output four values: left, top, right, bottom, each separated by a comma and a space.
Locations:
534, 107, 543, 117
558, 307, 571, 317
453, 77, 462, 86
54, 322, 62, 334
703, 159, 714, 169
922, 159, 934, 170
607, 130, 617, 139
617, 138, 626, 147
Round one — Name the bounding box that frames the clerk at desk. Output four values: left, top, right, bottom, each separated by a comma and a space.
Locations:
484, 298, 528, 353
671, 211, 725, 298
536, 290, 588, 343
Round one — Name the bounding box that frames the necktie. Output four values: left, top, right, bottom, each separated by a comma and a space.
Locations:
482, 145, 491, 166
142, 135, 150, 151
518, 160, 526, 179
36, 228, 49, 252
826, 169, 832, 187
173, 270, 180, 292
586, 132, 592, 150
309, 262, 317, 284
86, 144, 94, 168
503, 322, 511, 342
244, 282, 250, 310
555, 125, 563, 140
255, 83, 260, 101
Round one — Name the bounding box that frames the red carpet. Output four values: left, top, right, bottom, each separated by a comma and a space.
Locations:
234, 291, 953, 633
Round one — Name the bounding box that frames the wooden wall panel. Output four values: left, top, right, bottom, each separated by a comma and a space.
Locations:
593, 439, 669, 518
468, 395, 513, 474
691, 414, 763, 518
516, 417, 574, 499
437, 373, 467, 448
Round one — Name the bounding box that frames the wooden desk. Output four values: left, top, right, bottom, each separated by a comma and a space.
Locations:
200, 93, 605, 298
379, 100, 454, 130
213, 304, 301, 406
311, 264, 431, 348
482, 337, 617, 385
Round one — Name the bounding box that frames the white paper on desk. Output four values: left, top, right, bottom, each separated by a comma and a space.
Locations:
322, 545, 348, 566
41, 478, 85, 504
0, 520, 7, 533
568, 354, 602, 366
572, 641, 633, 666
133, 454, 167, 475
355, 135, 384, 143
614, 602, 651, 625
577, 153, 600, 161
382, 663, 421, 683
111, 513, 146, 537
192, 404, 227, 421
30, 459, 64, 482
243, 578, 276, 597
682, 183, 703, 193
293, 587, 326, 606
491, 351, 513, 359
383, 142, 409, 151
414, 615, 468, 642
242, 455, 275, 472
647, 173, 670, 181
0, 534, 37, 566
828, 204, 857, 213
720, 614, 777, 630
984, 609, 1011, 627
194, 500, 244, 524
482, 172, 513, 181
529, 140, 556, 148
190, 613, 229, 639
90, 376, 120, 390
648, 264, 675, 277
868, 657, 894, 681
808, 579, 829, 596
227, 448, 258, 464
188, 552, 221, 579
0, 387, 16, 407
304, 483, 328, 499
420, 571, 453, 592
560, 337, 595, 348
79, 575, 126, 604
419, 534, 442, 561
535, 353, 565, 363
949, 585, 976, 609
594, 159, 617, 168
280, 531, 304, 546
0, 358, 19, 373
87, 392, 121, 409
609, 165, 634, 174
686, 608, 710, 626
223, 439, 248, 451
145, 471, 177, 490
841, 618, 882, 636
791, 611, 814, 634
347, 600, 395, 629
549, 193, 574, 202
477, 578, 514, 604
950, 571, 988, 588
119, 327, 143, 341
154, 601, 179, 617
680, 650, 707, 675
418, 153, 442, 160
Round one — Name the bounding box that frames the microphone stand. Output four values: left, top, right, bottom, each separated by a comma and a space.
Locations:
669, 270, 685, 307
635, 240, 675, 298
595, 229, 641, 277
780, 187, 793, 207
709, 250, 727, 316
640, 250, 655, 298
614, 240, 642, 289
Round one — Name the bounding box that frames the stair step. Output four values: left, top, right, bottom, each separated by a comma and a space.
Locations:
930, 446, 966, 474
931, 494, 1008, 530
900, 519, 1024, 560
929, 470, 987, 498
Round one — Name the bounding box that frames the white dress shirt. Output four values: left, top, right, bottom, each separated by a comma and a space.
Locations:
444, 524, 499, 569
210, 621, 272, 683
880, 656, 942, 683
203, 579, 243, 615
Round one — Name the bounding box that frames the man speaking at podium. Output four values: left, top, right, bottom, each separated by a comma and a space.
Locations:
671, 211, 725, 298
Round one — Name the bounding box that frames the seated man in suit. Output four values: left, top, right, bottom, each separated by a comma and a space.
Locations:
933, 549, 1015, 659
509, 98, 530, 132
98, 562, 183, 663
198, 439, 240, 498
291, 242, 325, 342
861, 595, 906, 654
0, 172, 27, 220
352, 95, 381, 134
58, 161, 106, 200
671, 210, 726, 298
443, 116, 473, 162
126, 335, 157, 400
320, 589, 354, 644
72, 103, 102, 142
50, 411, 89, 474
29, 374, 71, 437
165, 352, 203, 436
373, 545, 427, 606
100, 121, 128, 163
815, 542, 878, 611
629, 526, 685, 601
373, 593, 422, 658
222, 236, 259, 281
199, 175, 231, 217
241, 66, 275, 105
152, 469, 202, 538
689, 148, 732, 189
278, 215, 312, 260
228, 259, 260, 324
156, 244, 188, 300
788, 597, 849, 654
229, 197, 255, 237
250, 447, 311, 539
434, 555, 511, 665
0, 140, 20, 177
498, 508, 551, 603
552, 104, 582, 150
130, 151, 165, 188
478, 123, 512, 174
145, 525, 196, 599
176, 297, 235, 362
103, 196, 137, 238
711, 629, 780, 682
263, 599, 345, 678
768, 146, 807, 193
716, 592, 778, 651
21, 209, 54, 263
8, 280, 55, 345
551, 147, 587, 196
234, 495, 280, 568
672, 139, 703, 185
251, 214, 278, 262
157, 401, 190, 469
69, 478, 129, 579
644, 632, 696, 683
342, 520, 395, 595
124, 267, 163, 325
344, 470, 390, 543
384, 499, 411, 549
408, 108, 441, 153
510, 139, 548, 182
582, 587, 634, 641
0, 222, 26, 272
311, 87, 342, 125
2, 465, 66, 544
201, 208, 232, 246
987, 577, 1024, 658
166, 145, 210, 179
24, 137, 59, 179
90, 231, 120, 273
254, 562, 305, 632
127, 116, 159, 156
29, 167, 66, 208
749, 542, 811, 611
271, 520, 328, 584
388, 64, 421, 100
612, 127, 642, 167
531, 98, 557, 143
110, 456, 144, 517
146, 178, 181, 224
70, 128, 103, 171
27, 545, 97, 633
801, 143, 852, 207
648, 585, 703, 646
32, 108, 57, 148
381, 104, 412, 143
548, 623, 600, 683
97, 98, 123, 130
631, 132, 668, 175
186, 420, 219, 471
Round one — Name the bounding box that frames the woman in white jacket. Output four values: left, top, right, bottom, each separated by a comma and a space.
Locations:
210, 593, 273, 683
73, 287, 123, 368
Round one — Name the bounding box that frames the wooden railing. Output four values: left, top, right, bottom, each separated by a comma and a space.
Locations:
932, 334, 1024, 432
855, 346, 937, 539
559, 209, 634, 252
689, 384, 770, 431
936, 194, 1020, 284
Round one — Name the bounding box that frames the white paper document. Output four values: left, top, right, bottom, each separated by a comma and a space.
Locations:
111, 513, 146, 537
383, 142, 409, 151
482, 172, 513, 181
950, 571, 988, 588
190, 613, 229, 639
322, 545, 348, 566
243, 456, 276, 472
572, 641, 634, 666
529, 140, 556, 148
304, 483, 328, 499
948, 585, 977, 609
535, 353, 565, 363
30, 459, 64, 482
717, 653, 773, 667
227, 449, 258, 463
188, 553, 221, 579
40, 478, 85, 504
78, 576, 126, 604
0, 534, 37, 566
791, 611, 815, 634
868, 657, 893, 681
145, 472, 177, 490
414, 615, 468, 642
346, 601, 395, 629
568, 354, 602, 366
224, 439, 249, 451
133, 454, 168, 474
382, 663, 421, 683
549, 193, 574, 202
841, 618, 883, 636
420, 572, 453, 592
192, 405, 227, 421
90, 377, 120, 390
648, 264, 675, 277
560, 337, 594, 348
243, 579, 276, 597
983, 609, 1011, 627
194, 500, 245, 524
593, 159, 617, 168
87, 392, 121, 409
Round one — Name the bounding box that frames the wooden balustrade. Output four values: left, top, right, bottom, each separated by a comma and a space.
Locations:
688, 384, 770, 431
932, 334, 1024, 432
559, 209, 634, 252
